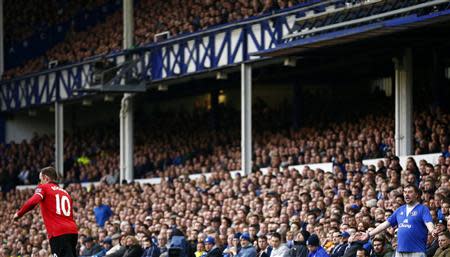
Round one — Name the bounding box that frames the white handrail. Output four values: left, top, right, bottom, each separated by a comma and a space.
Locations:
284, 0, 450, 39
295, 0, 384, 23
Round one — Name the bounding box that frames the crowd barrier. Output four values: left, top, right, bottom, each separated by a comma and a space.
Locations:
15, 153, 442, 190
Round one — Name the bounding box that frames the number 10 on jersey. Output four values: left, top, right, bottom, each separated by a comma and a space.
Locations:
55, 194, 71, 216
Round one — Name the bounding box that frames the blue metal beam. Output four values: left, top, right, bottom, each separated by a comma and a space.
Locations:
0, 0, 448, 112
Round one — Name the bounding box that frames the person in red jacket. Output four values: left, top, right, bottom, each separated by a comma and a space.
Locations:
13, 166, 78, 257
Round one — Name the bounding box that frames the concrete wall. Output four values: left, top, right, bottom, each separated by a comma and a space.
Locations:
5, 109, 54, 142
4, 99, 121, 143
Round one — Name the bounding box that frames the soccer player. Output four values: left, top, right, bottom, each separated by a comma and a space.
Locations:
13, 167, 78, 257
361, 184, 438, 257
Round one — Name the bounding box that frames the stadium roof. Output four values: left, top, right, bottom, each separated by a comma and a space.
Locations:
255, 9, 450, 58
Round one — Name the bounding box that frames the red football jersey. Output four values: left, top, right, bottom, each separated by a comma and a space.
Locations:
18, 182, 78, 238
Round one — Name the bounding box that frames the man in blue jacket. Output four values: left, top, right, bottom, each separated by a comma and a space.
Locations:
235, 233, 257, 257
306, 234, 329, 257
93, 197, 113, 228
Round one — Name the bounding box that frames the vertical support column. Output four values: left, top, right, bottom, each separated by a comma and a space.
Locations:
55, 102, 64, 178
241, 63, 252, 176
123, 0, 134, 50
0, 0, 4, 75
394, 48, 413, 156
120, 0, 134, 183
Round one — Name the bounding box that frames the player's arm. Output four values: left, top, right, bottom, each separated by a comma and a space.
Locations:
14, 192, 43, 220
426, 222, 437, 237
360, 221, 391, 241
423, 207, 435, 237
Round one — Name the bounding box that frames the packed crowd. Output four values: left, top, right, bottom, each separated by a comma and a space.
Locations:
4, 0, 111, 43
0, 103, 449, 191
1, 152, 450, 257
3, 0, 308, 80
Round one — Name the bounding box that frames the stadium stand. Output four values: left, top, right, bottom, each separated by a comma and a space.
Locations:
4, 0, 109, 42
0, 0, 351, 80
4, 0, 119, 74
1, 153, 449, 256
1, 0, 450, 257
0, 102, 448, 189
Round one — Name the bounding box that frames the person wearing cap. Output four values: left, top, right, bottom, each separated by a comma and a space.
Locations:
95, 237, 113, 257
288, 230, 309, 257
306, 234, 329, 257
223, 233, 241, 257
360, 185, 438, 257
204, 236, 221, 257
330, 232, 349, 257
437, 220, 448, 233
105, 233, 126, 257
234, 233, 256, 257
270, 232, 289, 257
369, 235, 393, 257
427, 219, 449, 257
81, 237, 103, 257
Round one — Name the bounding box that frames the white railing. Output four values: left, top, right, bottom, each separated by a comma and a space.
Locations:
15, 152, 442, 190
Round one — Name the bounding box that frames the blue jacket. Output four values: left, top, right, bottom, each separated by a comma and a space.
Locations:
236, 245, 257, 257
308, 247, 329, 257
142, 245, 161, 257
94, 204, 113, 227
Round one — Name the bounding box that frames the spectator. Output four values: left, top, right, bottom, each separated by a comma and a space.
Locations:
123, 235, 144, 257
224, 234, 240, 257
288, 230, 309, 257
306, 234, 329, 257
235, 233, 257, 257
196, 242, 206, 257
142, 236, 161, 257
106, 234, 126, 256
369, 235, 393, 257
158, 233, 169, 254
433, 231, 450, 257
98, 237, 113, 257
204, 236, 222, 257
355, 248, 369, 257
330, 232, 349, 257
270, 232, 289, 257
94, 197, 114, 228
81, 236, 104, 257
428, 219, 449, 257
342, 233, 365, 257
258, 235, 272, 257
